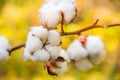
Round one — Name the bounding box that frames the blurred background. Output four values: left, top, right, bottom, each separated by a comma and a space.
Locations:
0, 0, 120, 80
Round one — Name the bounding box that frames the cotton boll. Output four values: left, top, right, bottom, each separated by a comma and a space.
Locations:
67, 40, 88, 61
0, 49, 9, 62
45, 57, 67, 76
48, 30, 61, 46
75, 57, 93, 70
45, 44, 61, 60
26, 32, 43, 53
39, 2, 61, 29
57, 1, 77, 24
59, 49, 70, 62
23, 48, 32, 61
30, 26, 48, 43
86, 36, 105, 64
32, 49, 50, 62
0, 36, 11, 50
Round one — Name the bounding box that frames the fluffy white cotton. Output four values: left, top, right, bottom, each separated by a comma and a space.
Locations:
0, 36, 11, 50
48, 30, 61, 46
31, 26, 48, 43
32, 49, 50, 62
51, 62, 67, 75
26, 32, 43, 53
39, 2, 61, 29
59, 49, 70, 62
75, 58, 93, 70
45, 44, 61, 60
67, 40, 88, 61
23, 48, 32, 61
0, 49, 9, 62
86, 36, 105, 64
57, 1, 77, 24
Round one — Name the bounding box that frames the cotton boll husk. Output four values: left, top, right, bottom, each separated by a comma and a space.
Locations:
59, 49, 70, 62
75, 58, 93, 70
0, 36, 11, 50
32, 49, 50, 62
48, 30, 61, 46
39, 2, 61, 29
51, 62, 67, 75
30, 26, 48, 43
0, 49, 9, 62
86, 36, 105, 64
57, 2, 76, 24
67, 40, 88, 61
45, 44, 61, 60
23, 48, 32, 61
26, 32, 43, 53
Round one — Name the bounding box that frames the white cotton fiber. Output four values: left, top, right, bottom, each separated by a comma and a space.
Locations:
26, 32, 43, 53
45, 44, 61, 60
86, 36, 105, 64
59, 49, 70, 62
32, 49, 50, 62
48, 30, 61, 46
31, 26, 48, 43
23, 48, 32, 61
75, 57, 93, 70
0, 49, 9, 62
67, 40, 88, 61
0, 36, 11, 50
39, 2, 61, 29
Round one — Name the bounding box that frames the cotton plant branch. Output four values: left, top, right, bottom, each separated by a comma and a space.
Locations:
8, 19, 120, 54
9, 43, 25, 55
60, 19, 120, 36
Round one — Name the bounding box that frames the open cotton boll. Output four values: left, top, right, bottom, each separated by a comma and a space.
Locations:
86, 36, 105, 64
26, 32, 43, 53
75, 57, 93, 70
50, 62, 67, 75
0, 36, 11, 50
45, 57, 67, 76
23, 48, 32, 61
32, 49, 50, 62
45, 44, 61, 60
0, 49, 9, 62
67, 40, 88, 61
39, 2, 61, 29
57, 1, 77, 24
48, 30, 61, 46
59, 49, 70, 62
31, 26, 48, 43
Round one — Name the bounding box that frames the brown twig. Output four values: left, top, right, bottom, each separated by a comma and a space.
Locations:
60, 12, 65, 34
9, 43, 25, 55
60, 19, 120, 36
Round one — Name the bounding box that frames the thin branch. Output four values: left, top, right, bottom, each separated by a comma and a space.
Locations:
61, 19, 120, 36
60, 12, 65, 34
9, 43, 25, 55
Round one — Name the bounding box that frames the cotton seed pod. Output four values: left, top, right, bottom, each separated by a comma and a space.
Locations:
59, 49, 70, 62
45, 44, 61, 60
23, 48, 32, 61
67, 40, 88, 61
31, 26, 48, 43
0, 49, 9, 62
39, 2, 61, 29
0, 36, 11, 51
57, 0, 77, 24
44, 57, 67, 76
31, 49, 50, 62
26, 32, 43, 53
75, 57, 93, 70
48, 30, 61, 46
86, 36, 105, 64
